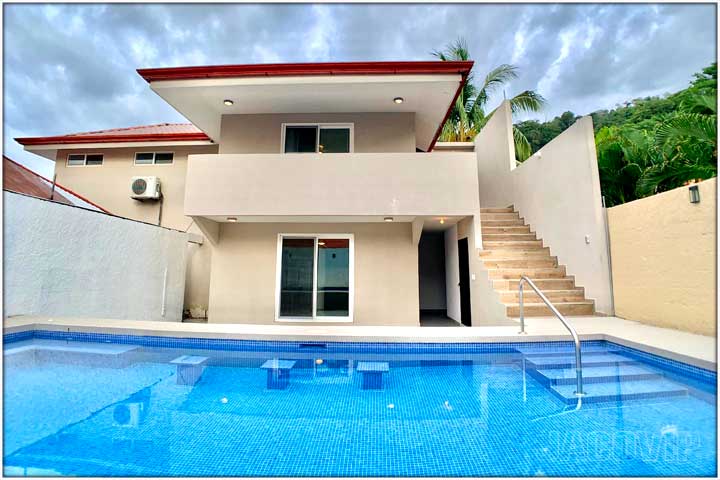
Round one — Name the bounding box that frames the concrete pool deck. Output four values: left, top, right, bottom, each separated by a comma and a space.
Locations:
4, 315, 716, 371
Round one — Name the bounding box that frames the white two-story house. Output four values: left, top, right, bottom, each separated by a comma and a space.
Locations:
16, 61, 614, 326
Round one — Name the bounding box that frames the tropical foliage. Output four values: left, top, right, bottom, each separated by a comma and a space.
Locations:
515, 63, 717, 206
432, 39, 546, 161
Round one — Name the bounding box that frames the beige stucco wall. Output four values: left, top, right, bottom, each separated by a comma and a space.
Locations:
184, 152, 479, 219
219, 113, 416, 153
53, 145, 219, 314
456, 217, 514, 326
608, 178, 717, 336
207, 222, 419, 325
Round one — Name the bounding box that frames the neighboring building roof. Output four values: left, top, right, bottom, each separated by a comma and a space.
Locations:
3, 156, 110, 213
15, 122, 210, 146
17, 61, 473, 152
137, 60, 474, 82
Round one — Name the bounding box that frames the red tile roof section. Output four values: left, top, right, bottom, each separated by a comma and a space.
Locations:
3, 156, 111, 213
137, 60, 474, 82
15, 123, 210, 146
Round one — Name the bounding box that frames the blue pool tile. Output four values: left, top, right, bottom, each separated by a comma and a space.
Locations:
2, 330, 716, 476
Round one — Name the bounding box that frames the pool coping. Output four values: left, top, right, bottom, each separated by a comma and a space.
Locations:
4, 316, 716, 372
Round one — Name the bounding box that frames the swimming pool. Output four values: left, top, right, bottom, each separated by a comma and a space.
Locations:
3, 330, 717, 476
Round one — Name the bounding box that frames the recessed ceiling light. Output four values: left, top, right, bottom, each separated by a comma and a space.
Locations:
384, 217, 394, 222
223, 99, 234, 106
226, 217, 238, 222
393, 97, 404, 104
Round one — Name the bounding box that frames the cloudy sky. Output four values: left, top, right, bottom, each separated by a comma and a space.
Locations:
3, 3, 717, 176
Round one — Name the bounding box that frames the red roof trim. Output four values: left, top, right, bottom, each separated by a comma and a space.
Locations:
137, 60, 474, 82
3, 156, 111, 213
16, 132, 211, 146
427, 69, 471, 152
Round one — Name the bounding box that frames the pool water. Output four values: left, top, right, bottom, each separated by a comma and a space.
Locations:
3, 333, 717, 477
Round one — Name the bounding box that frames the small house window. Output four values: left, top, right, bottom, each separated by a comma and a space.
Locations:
134, 152, 174, 165
283, 124, 352, 154
67, 153, 103, 166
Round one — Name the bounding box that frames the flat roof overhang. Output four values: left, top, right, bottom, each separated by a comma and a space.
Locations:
137, 61, 473, 152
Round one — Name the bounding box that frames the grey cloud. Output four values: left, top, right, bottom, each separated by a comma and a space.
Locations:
3, 3, 716, 176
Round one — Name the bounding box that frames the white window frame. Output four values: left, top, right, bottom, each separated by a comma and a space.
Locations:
134, 151, 174, 166
274, 233, 354, 323
66, 153, 104, 167
280, 123, 354, 154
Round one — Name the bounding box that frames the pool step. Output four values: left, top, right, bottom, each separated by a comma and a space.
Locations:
549, 378, 689, 404
526, 352, 640, 370
533, 364, 663, 386
524, 348, 690, 404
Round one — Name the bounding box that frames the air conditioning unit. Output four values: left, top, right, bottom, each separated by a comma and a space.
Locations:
130, 176, 161, 200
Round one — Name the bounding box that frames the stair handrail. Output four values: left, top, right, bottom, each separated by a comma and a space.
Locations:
518, 275, 585, 396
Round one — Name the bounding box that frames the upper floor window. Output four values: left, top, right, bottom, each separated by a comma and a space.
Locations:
134, 152, 174, 165
67, 153, 103, 166
282, 124, 353, 154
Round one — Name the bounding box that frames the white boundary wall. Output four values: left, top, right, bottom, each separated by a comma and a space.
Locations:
475, 101, 614, 314
4, 191, 188, 321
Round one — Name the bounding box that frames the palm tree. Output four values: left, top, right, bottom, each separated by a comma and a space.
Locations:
432, 38, 546, 161
636, 92, 717, 196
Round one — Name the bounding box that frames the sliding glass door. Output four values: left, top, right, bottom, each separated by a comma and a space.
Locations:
278, 238, 315, 317
277, 235, 353, 321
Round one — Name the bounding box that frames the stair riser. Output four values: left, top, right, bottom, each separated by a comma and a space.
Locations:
488, 266, 567, 280
550, 373, 663, 386
499, 291, 585, 303
481, 226, 531, 234
479, 208, 514, 213
483, 258, 558, 269
483, 241, 544, 249
496, 278, 576, 290
480, 249, 550, 259
554, 389, 688, 405
481, 220, 526, 227
527, 359, 639, 370
506, 302, 594, 316
480, 213, 521, 221
482, 234, 538, 241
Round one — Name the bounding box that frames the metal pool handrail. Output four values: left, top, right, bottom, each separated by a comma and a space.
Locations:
518, 275, 585, 396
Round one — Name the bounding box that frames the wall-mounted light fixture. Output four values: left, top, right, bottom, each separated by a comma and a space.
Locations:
689, 184, 701, 204
384, 217, 394, 222
223, 99, 234, 106
393, 97, 404, 104
226, 217, 238, 222
439, 218, 445, 225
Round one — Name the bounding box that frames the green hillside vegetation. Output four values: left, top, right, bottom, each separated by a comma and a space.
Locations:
515, 63, 717, 206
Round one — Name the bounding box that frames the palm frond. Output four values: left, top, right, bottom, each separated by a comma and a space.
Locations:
636, 160, 717, 197
513, 125, 532, 162
680, 93, 717, 114
509, 90, 547, 114
655, 113, 717, 146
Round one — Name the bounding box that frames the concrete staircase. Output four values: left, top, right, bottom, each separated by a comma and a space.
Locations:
480, 207, 595, 317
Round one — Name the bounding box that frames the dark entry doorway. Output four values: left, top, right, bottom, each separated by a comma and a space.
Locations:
457, 237, 472, 326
